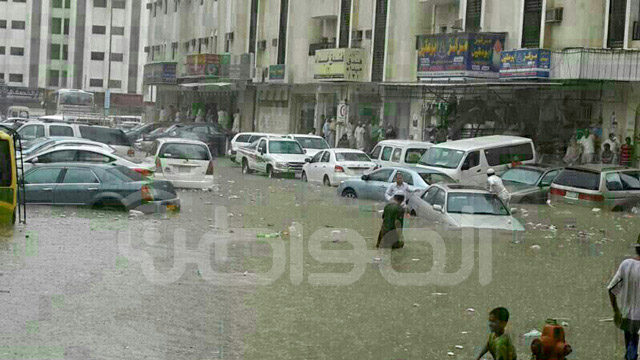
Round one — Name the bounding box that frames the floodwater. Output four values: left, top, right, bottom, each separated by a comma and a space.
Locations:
0, 158, 638, 359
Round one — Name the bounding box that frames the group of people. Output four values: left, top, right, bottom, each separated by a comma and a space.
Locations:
320, 116, 397, 152
158, 105, 241, 133
563, 130, 635, 166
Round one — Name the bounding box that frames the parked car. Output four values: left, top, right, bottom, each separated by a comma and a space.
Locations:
229, 132, 282, 161
336, 166, 455, 201
369, 140, 433, 168
23, 145, 151, 174
126, 122, 176, 144
17, 121, 134, 157
20, 137, 116, 158
162, 123, 228, 156
238, 138, 310, 178
549, 165, 640, 211
301, 148, 376, 186
137, 124, 181, 150
22, 163, 180, 213
407, 184, 525, 231
416, 135, 536, 186
143, 138, 214, 189
499, 164, 563, 204
284, 134, 330, 157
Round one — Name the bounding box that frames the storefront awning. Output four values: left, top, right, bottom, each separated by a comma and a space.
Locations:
380, 81, 564, 87
179, 82, 233, 88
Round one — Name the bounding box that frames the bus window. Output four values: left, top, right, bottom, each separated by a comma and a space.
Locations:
0, 140, 12, 186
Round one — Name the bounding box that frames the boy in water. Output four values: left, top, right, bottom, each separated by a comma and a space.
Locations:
475, 307, 517, 360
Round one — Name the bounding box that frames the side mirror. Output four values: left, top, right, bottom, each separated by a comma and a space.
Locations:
361, 174, 370, 181
433, 204, 443, 212
304, 157, 311, 163
303, 149, 307, 154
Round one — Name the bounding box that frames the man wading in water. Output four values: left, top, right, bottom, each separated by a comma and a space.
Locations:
376, 191, 405, 249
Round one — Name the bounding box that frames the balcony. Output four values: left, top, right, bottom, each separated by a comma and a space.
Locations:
309, 41, 336, 56
550, 48, 640, 81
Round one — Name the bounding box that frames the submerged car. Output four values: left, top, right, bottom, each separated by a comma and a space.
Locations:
549, 165, 640, 211
23, 163, 180, 213
20, 136, 115, 158
302, 148, 376, 186
336, 166, 454, 201
500, 164, 563, 204
23, 145, 151, 174
284, 134, 330, 157
407, 184, 525, 231
144, 138, 214, 189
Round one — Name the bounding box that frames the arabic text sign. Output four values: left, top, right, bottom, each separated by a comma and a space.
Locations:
143, 63, 177, 84
416, 32, 506, 79
500, 49, 551, 78
269, 64, 285, 81
314, 48, 365, 81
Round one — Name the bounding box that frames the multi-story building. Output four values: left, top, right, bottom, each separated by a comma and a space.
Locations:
0, 0, 148, 115
145, 0, 640, 163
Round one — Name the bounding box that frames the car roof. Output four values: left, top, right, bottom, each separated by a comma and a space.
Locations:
26, 162, 117, 170
509, 163, 561, 171
288, 134, 323, 139
34, 145, 113, 154
376, 140, 433, 147
431, 135, 532, 151
155, 137, 209, 146
331, 148, 365, 153
565, 164, 633, 173
266, 138, 297, 142
437, 184, 490, 193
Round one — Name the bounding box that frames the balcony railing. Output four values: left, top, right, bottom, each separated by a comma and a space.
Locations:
309, 42, 336, 56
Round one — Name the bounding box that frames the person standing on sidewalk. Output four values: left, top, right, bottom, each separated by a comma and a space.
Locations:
608, 234, 640, 360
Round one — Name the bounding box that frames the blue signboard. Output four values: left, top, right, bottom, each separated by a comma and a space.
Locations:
500, 49, 551, 79
416, 32, 507, 79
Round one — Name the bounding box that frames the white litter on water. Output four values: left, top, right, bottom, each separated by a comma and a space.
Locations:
592, 208, 602, 212
431, 292, 447, 296
466, 308, 475, 312
128, 210, 144, 217
447, 351, 454, 356
412, 303, 420, 307
461, 331, 468, 334
455, 345, 464, 349
530, 245, 541, 250
412, 258, 420, 261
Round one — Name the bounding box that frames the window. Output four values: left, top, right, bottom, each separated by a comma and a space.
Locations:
51, 18, 62, 34
539, 170, 560, 186
91, 52, 105, 60
13, 0, 27, 2
321, 151, 330, 163
433, 189, 446, 207
94, 0, 107, 7
89, 78, 103, 87
0, 140, 11, 186
462, 151, 480, 170
49, 125, 74, 137
76, 151, 113, 163
190, 126, 209, 134
65, 0, 71, 8
0, 46, 5, 55
394, 170, 414, 185
62, 168, 99, 183
92, 25, 106, 34
113, 0, 125, 8
25, 168, 63, 184
0, 73, 4, 80
368, 169, 393, 182
62, 44, 68, 60
380, 146, 393, 161
311, 151, 323, 163
522, 0, 543, 48
9, 73, 23, 83
61, 71, 67, 87
10, 47, 24, 56
64, 18, 69, 34
370, 146, 381, 159
48, 70, 59, 86
78, 126, 129, 146
405, 148, 427, 164
605, 173, 623, 191
465, 0, 482, 32
51, 44, 61, 59
108, 80, 122, 88
419, 172, 454, 185
0, 20, 6, 29
37, 150, 76, 163
112, 26, 124, 35
158, 144, 210, 160
11, 21, 25, 30
553, 169, 601, 191
484, 144, 534, 167
258, 140, 266, 153
110, 53, 123, 62
391, 148, 402, 162
52, 0, 62, 8
235, 135, 251, 143
620, 171, 640, 190
174, 0, 178, 11
422, 187, 439, 204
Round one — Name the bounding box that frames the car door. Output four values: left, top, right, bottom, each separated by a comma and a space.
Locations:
23, 167, 64, 204
379, 146, 394, 167
256, 139, 268, 173
306, 151, 324, 182
370, 145, 382, 165
54, 167, 100, 205
413, 186, 439, 218
536, 169, 560, 203
459, 150, 483, 185
76, 150, 116, 164
318, 151, 331, 182
362, 168, 394, 200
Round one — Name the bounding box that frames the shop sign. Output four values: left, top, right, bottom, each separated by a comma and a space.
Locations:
500, 49, 551, 79
230, 54, 252, 80
143, 62, 177, 84
268, 65, 285, 82
416, 32, 506, 79
314, 48, 365, 81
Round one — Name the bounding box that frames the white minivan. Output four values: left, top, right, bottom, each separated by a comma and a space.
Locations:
416, 135, 536, 186
369, 140, 434, 168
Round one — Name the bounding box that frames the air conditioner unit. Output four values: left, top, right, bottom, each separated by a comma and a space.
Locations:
452, 18, 463, 30
272, 38, 278, 47
146, 3, 152, 9
257, 40, 267, 50
225, 32, 234, 41
545, 8, 563, 23
352, 30, 363, 41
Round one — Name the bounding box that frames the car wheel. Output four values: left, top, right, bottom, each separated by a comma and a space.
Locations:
323, 175, 331, 186
242, 159, 252, 174
301, 172, 308, 182
267, 166, 275, 179
342, 188, 357, 198
95, 198, 125, 211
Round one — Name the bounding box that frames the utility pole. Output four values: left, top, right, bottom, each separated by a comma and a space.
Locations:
105, 0, 114, 116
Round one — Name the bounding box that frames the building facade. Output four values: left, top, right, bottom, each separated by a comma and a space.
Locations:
0, 0, 148, 115
145, 0, 640, 163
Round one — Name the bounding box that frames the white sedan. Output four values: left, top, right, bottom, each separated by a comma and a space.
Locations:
143, 138, 214, 189
301, 148, 377, 186
24, 145, 151, 174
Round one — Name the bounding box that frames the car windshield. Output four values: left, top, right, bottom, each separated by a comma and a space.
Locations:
419, 172, 455, 185
79, 126, 130, 146
335, 152, 371, 161
447, 193, 510, 215
148, 127, 169, 136
500, 168, 544, 185
106, 166, 146, 182
268, 141, 304, 154
294, 137, 329, 149
418, 148, 465, 169
553, 169, 600, 190
159, 143, 210, 160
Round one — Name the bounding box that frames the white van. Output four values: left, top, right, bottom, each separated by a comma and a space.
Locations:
416, 135, 536, 185
229, 132, 282, 162
369, 140, 434, 168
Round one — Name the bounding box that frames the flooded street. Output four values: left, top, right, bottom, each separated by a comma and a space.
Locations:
0, 158, 638, 359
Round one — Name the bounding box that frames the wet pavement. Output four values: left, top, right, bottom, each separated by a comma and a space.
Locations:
0, 158, 639, 359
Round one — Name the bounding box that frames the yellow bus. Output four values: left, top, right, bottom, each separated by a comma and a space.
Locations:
0, 128, 26, 225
